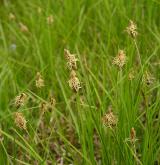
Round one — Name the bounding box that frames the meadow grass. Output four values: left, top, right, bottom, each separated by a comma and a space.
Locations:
0, 0, 160, 164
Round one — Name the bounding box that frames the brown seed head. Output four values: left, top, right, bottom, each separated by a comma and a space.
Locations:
64, 49, 78, 70
142, 71, 155, 85
19, 22, 29, 33
126, 20, 138, 38
15, 93, 27, 108
112, 50, 126, 68
40, 102, 48, 114
130, 127, 136, 143
47, 15, 54, 25
36, 72, 44, 88
49, 96, 56, 108
68, 71, 81, 92
102, 110, 118, 128
14, 112, 27, 130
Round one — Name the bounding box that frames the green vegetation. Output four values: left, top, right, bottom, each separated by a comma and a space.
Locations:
0, 0, 160, 164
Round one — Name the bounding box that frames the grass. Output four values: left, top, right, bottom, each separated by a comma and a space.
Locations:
0, 0, 160, 164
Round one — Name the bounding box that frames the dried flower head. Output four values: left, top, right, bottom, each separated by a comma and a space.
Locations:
15, 93, 27, 108
64, 49, 78, 70
47, 15, 54, 25
130, 127, 136, 143
102, 110, 118, 128
68, 70, 81, 92
14, 112, 27, 130
40, 102, 48, 114
112, 50, 127, 68
36, 72, 44, 88
126, 20, 138, 38
19, 22, 29, 33
142, 71, 155, 85
49, 96, 56, 108
9, 13, 16, 20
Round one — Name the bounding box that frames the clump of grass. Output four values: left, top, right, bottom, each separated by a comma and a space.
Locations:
0, 1, 159, 164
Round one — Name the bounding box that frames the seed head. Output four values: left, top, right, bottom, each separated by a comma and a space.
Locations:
130, 127, 136, 143
36, 72, 44, 88
19, 22, 29, 33
142, 71, 155, 85
14, 112, 27, 130
49, 96, 56, 108
112, 50, 126, 68
64, 49, 78, 70
126, 20, 138, 38
15, 93, 27, 108
102, 110, 118, 128
9, 13, 16, 20
47, 15, 54, 25
68, 70, 81, 92
40, 102, 48, 114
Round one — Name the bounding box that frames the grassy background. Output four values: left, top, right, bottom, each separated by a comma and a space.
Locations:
0, 0, 160, 164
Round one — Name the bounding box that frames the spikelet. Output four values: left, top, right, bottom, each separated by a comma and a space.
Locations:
9, 13, 16, 20
36, 72, 44, 88
112, 50, 127, 68
49, 96, 56, 108
102, 109, 118, 128
64, 49, 78, 70
15, 93, 27, 108
40, 102, 48, 114
68, 70, 81, 92
125, 127, 138, 144
126, 20, 138, 38
142, 71, 155, 85
14, 112, 27, 130
19, 22, 29, 33
47, 15, 54, 25
128, 127, 141, 164
130, 127, 136, 144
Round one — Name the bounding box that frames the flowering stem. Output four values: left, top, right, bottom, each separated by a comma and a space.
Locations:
134, 39, 142, 67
